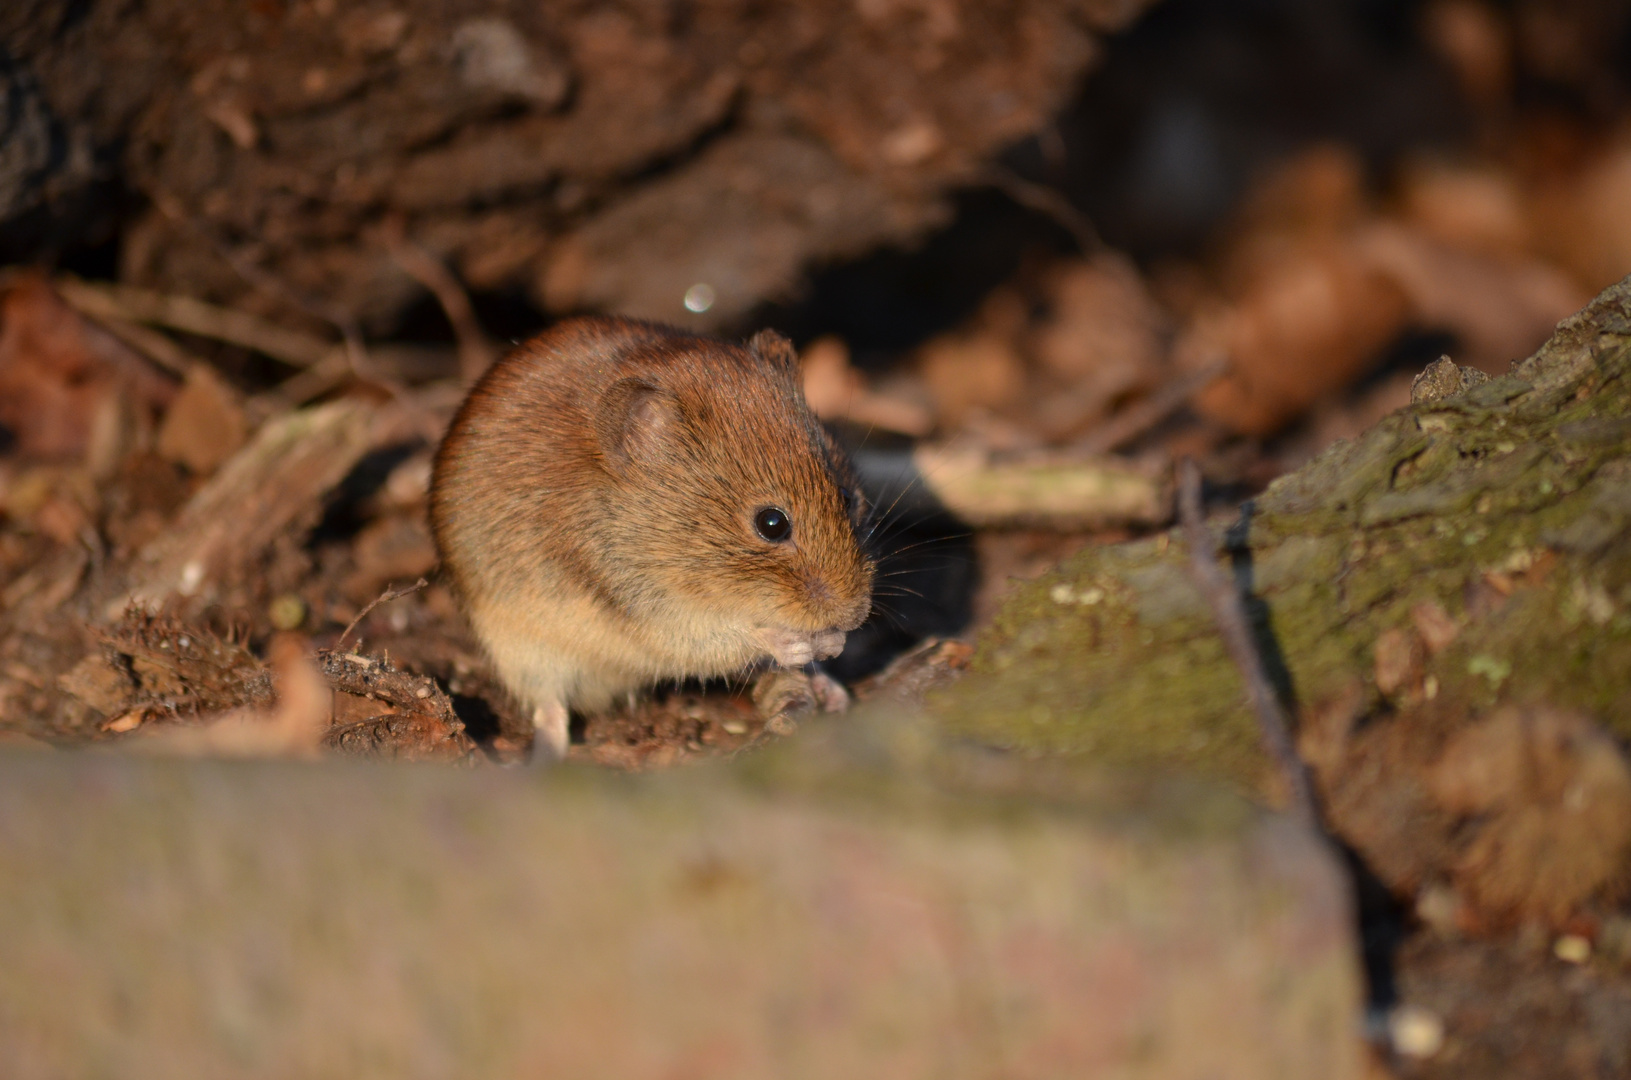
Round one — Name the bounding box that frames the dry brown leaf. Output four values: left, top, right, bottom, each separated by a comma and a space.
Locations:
1029, 253, 1168, 439
156, 364, 250, 474
141, 634, 330, 759
800, 335, 933, 437
1429, 706, 1631, 926
1179, 238, 1409, 436
0, 276, 175, 461
1529, 130, 1631, 294
345, 513, 440, 602
916, 329, 1028, 429
1397, 159, 1529, 258
1355, 221, 1586, 371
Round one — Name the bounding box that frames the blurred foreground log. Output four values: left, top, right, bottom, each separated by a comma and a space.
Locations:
0, 721, 1358, 1080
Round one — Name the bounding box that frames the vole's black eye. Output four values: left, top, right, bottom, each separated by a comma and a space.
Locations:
753, 506, 792, 542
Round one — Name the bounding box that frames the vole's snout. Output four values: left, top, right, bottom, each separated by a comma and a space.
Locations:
798, 569, 871, 634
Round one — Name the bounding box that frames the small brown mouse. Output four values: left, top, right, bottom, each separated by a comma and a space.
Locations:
430, 316, 875, 758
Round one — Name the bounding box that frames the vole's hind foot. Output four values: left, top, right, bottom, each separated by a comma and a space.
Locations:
808, 670, 850, 713
529, 700, 571, 764
751, 669, 813, 735
751, 668, 850, 737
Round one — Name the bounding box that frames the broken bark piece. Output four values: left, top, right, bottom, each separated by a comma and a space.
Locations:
859, 444, 1171, 531
1410, 354, 1492, 404
106, 610, 273, 718
116, 398, 384, 614
137, 634, 329, 759
1428, 705, 1631, 926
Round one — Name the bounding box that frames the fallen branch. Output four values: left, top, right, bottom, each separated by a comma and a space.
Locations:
890, 444, 1172, 528
72, 309, 200, 378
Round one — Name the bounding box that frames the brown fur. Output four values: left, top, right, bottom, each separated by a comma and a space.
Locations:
430, 316, 874, 722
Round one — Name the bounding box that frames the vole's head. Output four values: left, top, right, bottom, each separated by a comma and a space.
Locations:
591, 328, 873, 639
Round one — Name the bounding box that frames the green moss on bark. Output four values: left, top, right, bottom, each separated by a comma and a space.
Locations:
931, 277, 1631, 793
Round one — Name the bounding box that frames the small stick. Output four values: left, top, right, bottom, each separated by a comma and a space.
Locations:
380, 215, 498, 383
976, 166, 1102, 254
336, 578, 429, 651
77, 311, 199, 378
1077, 356, 1230, 456
55, 275, 331, 368
1175, 458, 1318, 825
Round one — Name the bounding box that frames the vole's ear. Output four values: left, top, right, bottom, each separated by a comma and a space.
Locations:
595, 378, 681, 473
748, 329, 799, 380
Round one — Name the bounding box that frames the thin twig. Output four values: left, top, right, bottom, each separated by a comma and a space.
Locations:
976, 166, 1101, 254
76, 310, 199, 378
379, 215, 498, 383
1077, 356, 1230, 455
1175, 458, 1318, 825
146, 189, 370, 375
336, 578, 429, 651
55, 275, 331, 368
249, 349, 353, 415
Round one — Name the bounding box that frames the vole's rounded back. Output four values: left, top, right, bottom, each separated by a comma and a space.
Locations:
431, 316, 874, 726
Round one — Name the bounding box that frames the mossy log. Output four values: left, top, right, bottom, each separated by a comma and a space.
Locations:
933, 275, 1631, 793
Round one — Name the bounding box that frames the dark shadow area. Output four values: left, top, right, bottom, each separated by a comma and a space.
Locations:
309, 441, 427, 547
1049, 0, 1467, 259
1224, 500, 1299, 714
746, 188, 1076, 367
827, 435, 980, 683
449, 692, 506, 749
1222, 495, 1406, 1027
1343, 841, 1407, 1015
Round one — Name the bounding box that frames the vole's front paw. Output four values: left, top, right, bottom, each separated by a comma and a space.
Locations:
754, 626, 849, 668
810, 629, 847, 661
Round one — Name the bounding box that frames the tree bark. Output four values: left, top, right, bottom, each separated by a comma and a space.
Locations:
2, 1, 1152, 333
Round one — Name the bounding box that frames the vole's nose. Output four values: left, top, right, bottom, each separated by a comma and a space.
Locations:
835, 593, 871, 632
803, 575, 870, 632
